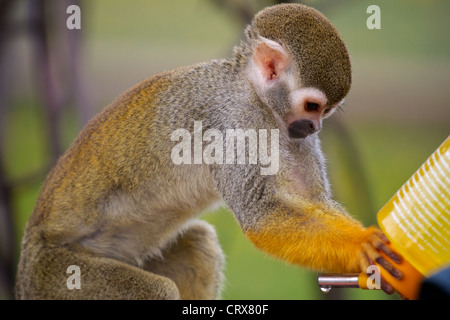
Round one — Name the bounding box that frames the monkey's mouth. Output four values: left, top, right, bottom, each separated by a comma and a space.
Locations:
288, 120, 317, 139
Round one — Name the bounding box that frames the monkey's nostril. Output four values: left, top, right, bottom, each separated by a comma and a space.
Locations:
306, 102, 319, 111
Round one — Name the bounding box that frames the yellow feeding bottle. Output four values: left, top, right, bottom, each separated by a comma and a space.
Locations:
376, 135, 450, 299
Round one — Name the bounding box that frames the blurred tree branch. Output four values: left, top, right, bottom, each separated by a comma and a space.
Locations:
29, 0, 64, 161
0, 160, 14, 300
0, 0, 17, 301
0, 0, 90, 299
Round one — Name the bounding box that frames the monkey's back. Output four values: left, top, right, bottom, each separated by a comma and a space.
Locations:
18, 64, 230, 269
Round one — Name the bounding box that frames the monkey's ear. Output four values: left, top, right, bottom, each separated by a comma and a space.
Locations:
252, 37, 290, 82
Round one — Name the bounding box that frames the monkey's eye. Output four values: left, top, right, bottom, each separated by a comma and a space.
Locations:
323, 108, 332, 115
306, 102, 319, 111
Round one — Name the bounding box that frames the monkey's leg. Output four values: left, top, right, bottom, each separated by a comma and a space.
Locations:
143, 219, 225, 300
17, 242, 180, 300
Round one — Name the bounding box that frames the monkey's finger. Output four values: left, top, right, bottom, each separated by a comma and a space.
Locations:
380, 278, 394, 295
376, 256, 403, 280
369, 232, 402, 264
372, 229, 390, 243
358, 250, 371, 274
362, 242, 381, 266
362, 242, 402, 280
360, 247, 395, 294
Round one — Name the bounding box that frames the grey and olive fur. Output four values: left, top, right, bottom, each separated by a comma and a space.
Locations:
15, 4, 373, 300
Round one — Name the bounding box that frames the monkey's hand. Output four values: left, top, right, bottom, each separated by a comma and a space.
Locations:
359, 227, 403, 294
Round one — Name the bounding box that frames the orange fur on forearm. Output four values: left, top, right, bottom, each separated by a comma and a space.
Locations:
245, 204, 376, 273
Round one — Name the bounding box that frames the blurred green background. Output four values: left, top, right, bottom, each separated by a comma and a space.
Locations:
0, 0, 449, 300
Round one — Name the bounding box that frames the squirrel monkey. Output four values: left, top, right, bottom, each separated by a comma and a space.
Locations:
16, 4, 401, 299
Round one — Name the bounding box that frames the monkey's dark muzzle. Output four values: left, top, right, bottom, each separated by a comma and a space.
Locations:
288, 119, 317, 139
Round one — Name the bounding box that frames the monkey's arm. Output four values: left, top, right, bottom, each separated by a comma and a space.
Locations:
244, 198, 378, 273
246, 194, 401, 279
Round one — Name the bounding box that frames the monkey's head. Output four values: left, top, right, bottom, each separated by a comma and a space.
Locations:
245, 4, 351, 139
